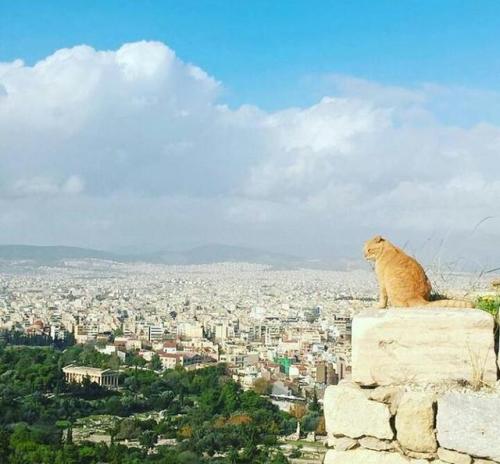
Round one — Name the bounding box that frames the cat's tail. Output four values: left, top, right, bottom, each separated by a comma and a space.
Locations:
425, 299, 474, 308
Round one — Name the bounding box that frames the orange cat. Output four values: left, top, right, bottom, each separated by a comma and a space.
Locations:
363, 235, 473, 308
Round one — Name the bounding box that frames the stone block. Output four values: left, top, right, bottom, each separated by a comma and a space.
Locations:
324, 448, 411, 463
396, 392, 437, 453
369, 386, 405, 415
437, 448, 472, 464
331, 436, 358, 451
359, 436, 394, 451
324, 383, 393, 440
351, 308, 497, 386
437, 393, 500, 462
405, 450, 436, 460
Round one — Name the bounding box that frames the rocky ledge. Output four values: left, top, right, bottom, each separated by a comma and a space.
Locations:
324, 308, 500, 464
324, 382, 500, 463
351, 308, 498, 386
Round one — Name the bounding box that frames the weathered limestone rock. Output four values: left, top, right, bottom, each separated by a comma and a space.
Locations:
369, 386, 405, 415
396, 392, 437, 453
437, 393, 500, 462
352, 309, 497, 386
324, 383, 393, 440
437, 448, 472, 464
324, 448, 411, 463
359, 436, 394, 451
332, 436, 358, 451
473, 459, 497, 464
405, 450, 436, 460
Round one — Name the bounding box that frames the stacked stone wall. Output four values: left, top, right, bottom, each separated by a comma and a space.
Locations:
323, 308, 500, 464
324, 383, 500, 463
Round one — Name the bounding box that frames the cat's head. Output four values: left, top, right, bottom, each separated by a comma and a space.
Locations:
363, 235, 386, 261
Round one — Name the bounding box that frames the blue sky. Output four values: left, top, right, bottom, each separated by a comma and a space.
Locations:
2, 0, 500, 110
1, 1, 500, 265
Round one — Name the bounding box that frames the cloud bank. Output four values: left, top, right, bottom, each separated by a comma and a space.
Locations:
1, 41, 499, 267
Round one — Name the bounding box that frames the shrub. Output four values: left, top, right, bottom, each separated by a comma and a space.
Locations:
476, 295, 500, 318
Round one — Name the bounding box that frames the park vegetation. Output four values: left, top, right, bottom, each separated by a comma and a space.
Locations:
0, 343, 297, 463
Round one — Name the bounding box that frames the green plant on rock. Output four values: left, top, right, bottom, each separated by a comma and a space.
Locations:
476, 295, 500, 318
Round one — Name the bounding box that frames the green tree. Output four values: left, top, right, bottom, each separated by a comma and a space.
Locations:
309, 388, 321, 413
151, 354, 162, 371
139, 430, 158, 452
113, 327, 124, 337
270, 451, 290, 464
219, 380, 240, 414
108, 353, 121, 371
0, 428, 10, 463
252, 377, 272, 395
301, 411, 320, 432
178, 450, 201, 464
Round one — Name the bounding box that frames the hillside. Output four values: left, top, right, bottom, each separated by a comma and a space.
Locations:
0, 244, 308, 268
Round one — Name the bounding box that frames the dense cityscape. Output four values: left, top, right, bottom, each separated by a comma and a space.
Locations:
0, 257, 492, 463
1, 261, 376, 393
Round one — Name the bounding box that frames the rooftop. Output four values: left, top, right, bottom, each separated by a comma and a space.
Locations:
62, 364, 112, 375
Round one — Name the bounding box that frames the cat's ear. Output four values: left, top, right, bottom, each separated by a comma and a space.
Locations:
374, 235, 384, 243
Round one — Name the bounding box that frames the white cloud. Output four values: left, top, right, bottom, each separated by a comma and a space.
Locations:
0, 41, 499, 266
5, 175, 84, 198
62, 175, 85, 194
323, 74, 427, 107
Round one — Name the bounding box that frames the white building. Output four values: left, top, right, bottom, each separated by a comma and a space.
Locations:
62, 365, 119, 389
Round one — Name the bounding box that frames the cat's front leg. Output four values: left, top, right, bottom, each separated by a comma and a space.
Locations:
377, 286, 388, 308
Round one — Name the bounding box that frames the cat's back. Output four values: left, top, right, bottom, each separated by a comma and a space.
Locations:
377, 242, 414, 271
378, 242, 431, 300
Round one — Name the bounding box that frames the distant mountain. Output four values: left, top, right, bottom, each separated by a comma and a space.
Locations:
0, 245, 119, 264
0, 243, 304, 267
0, 243, 361, 270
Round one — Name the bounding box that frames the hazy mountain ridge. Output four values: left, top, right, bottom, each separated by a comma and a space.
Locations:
0, 245, 119, 263
0, 244, 313, 268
